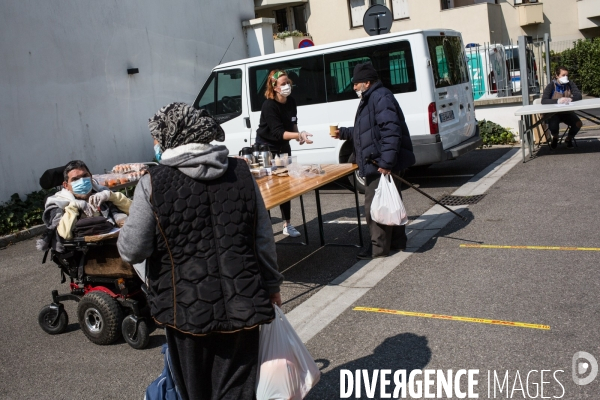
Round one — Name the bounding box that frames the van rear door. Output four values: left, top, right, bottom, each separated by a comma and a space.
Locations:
426, 33, 476, 149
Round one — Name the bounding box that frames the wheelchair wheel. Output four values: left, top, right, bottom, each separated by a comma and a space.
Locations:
38, 305, 68, 335
122, 315, 150, 349
77, 291, 123, 345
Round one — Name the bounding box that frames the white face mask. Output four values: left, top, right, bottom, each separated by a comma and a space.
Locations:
355, 83, 366, 98
278, 84, 292, 97
558, 76, 569, 84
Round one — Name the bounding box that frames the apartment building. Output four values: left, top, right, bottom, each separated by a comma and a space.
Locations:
255, 0, 600, 48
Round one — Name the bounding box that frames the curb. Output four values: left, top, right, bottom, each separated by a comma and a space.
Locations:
0, 224, 46, 249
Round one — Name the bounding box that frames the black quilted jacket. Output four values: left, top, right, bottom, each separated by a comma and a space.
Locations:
146, 159, 274, 335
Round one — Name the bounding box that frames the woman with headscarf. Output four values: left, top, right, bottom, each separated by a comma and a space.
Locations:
118, 102, 283, 400
255, 69, 313, 238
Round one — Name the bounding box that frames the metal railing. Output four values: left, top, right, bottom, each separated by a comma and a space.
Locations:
465, 35, 554, 100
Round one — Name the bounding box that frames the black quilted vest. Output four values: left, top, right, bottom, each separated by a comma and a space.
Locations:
147, 159, 274, 335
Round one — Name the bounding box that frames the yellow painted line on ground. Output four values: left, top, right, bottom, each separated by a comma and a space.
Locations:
353, 307, 550, 330
460, 244, 600, 251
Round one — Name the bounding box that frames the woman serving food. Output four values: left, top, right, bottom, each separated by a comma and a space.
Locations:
255, 69, 313, 237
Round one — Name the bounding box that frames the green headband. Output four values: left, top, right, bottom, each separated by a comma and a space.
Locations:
272, 71, 285, 86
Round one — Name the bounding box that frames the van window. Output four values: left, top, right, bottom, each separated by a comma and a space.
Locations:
324, 40, 416, 103
193, 69, 243, 123
427, 36, 469, 88
249, 57, 326, 112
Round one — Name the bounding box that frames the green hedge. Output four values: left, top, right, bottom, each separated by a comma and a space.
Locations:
478, 120, 516, 147
0, 190, 56, 236
551, 38, 600, 97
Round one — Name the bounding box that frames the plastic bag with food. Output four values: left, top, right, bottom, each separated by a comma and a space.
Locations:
256, 306, 320, 400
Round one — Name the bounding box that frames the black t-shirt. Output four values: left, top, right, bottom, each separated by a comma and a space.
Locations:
256, 97, 298, 148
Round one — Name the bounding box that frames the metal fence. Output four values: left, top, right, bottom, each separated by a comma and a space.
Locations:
465, 37, 556, 100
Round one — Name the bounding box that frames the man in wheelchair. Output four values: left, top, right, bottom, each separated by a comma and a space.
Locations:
37, 160, 152, 349
39, 160, 131, 250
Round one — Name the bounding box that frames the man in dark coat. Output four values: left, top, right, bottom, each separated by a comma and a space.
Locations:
335, 62, 415, 259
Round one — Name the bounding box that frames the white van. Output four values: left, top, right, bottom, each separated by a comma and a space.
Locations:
193, 29, 482, 190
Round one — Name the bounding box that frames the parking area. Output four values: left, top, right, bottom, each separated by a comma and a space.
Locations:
1, 133, 599, 398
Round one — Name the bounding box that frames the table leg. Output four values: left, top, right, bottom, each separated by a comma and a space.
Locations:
527, 115, 534, 158
520, 118, 526, 163
315, 189, 325, 247
299, 195, 309, 245
353, 173, 364, 248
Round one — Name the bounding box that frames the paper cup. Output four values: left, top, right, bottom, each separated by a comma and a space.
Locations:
329, 125, 338, 137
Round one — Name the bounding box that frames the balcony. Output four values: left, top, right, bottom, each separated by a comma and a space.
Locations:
577, 0, 600, 30
254, 0, 306, 11
518, 3, 543, 26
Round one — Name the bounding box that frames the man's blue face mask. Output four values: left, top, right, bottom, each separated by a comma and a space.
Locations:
71, 177, 92, 195
154, 144, 162, 162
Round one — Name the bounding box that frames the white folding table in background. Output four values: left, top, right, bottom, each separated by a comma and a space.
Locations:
514, 98, 600, 162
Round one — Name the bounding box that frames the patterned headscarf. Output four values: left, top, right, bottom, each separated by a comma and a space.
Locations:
148, 102, 225, 150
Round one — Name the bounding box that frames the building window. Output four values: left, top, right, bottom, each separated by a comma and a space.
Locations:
391, 0, 409, 19
293, 5, 307, 34
274, 8, 288, 32
349, 0, 391, 28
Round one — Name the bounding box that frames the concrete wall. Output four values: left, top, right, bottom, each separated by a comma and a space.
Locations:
475, 103, 522, 133
0, 0, 254, 202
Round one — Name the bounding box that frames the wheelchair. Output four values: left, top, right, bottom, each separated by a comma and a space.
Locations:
37, 166, 151, 349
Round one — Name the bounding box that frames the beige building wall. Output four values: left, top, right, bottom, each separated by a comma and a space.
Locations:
498, 0, 586, 44
306, 0, 497, 45
303, 0, 596, 48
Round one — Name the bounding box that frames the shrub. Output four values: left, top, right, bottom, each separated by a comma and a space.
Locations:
478, 120, 516, 147
0, 190, 56, 236
274, 30, 305, 40
550, 38, 600, 97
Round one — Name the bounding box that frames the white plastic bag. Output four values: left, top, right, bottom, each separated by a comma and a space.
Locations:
370, 173, 408, 226
256, 306, 321, 400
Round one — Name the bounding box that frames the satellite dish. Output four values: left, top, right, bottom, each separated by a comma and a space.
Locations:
363, 4, 393, 36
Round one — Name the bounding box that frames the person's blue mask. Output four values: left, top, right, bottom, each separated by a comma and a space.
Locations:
154, 144, 162, 162
71, 177, 92, 195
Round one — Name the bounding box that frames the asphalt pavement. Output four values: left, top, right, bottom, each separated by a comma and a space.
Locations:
0, 134, 598, 399
305, 132, 600, 399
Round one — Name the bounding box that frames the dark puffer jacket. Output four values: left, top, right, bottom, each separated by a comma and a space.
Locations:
339, 81, 415, 178
147, 160, 274, 335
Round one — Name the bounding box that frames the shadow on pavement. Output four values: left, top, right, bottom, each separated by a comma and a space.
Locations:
307, 333, 432, 399
413, 209, 475, 254
531, 138, 600, 159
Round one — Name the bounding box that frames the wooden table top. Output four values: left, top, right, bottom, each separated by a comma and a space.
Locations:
256, 163, 358, 210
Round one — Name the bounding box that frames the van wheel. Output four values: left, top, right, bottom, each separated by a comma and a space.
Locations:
347, 153, 366, 194
410, 164, 432, 172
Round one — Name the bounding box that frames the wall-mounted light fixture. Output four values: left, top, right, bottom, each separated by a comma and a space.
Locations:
127, 68, 139, 75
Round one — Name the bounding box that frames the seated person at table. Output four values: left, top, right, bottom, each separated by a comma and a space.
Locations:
541, 66, 583, 149
39, 160, 131, 250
